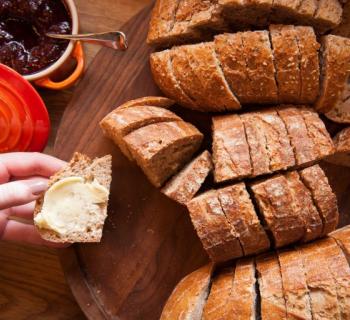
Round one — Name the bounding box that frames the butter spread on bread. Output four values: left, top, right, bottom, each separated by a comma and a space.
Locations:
35, 177, 108, 236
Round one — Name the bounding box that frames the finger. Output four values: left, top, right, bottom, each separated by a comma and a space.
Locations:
0, 202, 36, 219
1, 219, 68, 248
0, 178, 48, 210
0, 152, 66, 183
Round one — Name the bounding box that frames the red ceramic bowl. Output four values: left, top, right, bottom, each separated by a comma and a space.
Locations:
0, 64, 50, 152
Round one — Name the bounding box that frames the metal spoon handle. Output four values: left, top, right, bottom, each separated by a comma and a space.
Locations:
46, 31, 128, 51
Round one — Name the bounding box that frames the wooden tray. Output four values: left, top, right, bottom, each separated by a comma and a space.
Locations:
55, 5, 350, 320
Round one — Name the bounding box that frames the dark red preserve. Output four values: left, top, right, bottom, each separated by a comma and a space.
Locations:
0, 0, 72, 75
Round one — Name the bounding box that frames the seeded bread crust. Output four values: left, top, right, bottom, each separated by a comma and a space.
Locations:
161, 150, 213, 205
256, 252, 287, 320
295, 26, 320, 104
326, 127, 350, 167
150, 51, 198, 110
251, 174, 306, 248
212, 114, 252, 183
269, 25, 301, 103
187, 190, 243, 263
218, 183, 270, 256
202, 267, 234, 320
325, 85, 350, 124
34, 152, 112, 243
160, 263, 214, 320
278, 249, 312, 319
299, 165, 339, 236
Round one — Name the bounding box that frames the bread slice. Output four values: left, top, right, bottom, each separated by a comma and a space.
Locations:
124, 121, 203, 187
300, 107, 335, 161
241, 113, 270, 177
296, 0, 318, 23
320, 238, 350, 319
160, 263, 213, 320
218, 183, 270, 256
285, 171, 323, 242
277, 107, 317, 166
227, 258, 257, 320
202, 267, 234, 320
250, 174, 305, 248
150, 51, 198, 109
325, 81, 350, 124
299, 165, 339, 236
326, 127, 350, 167
330, 226, 350, 260
116, 96, 175, 111
298, 240, 341, 320
187, 190, 243, 262
214, 32, 253, 104
161, 150, 213, 205
255, 109, 295, 172
212, 114, 252, 183
100, 105, 181, 160
314, 0, 343, 33
256, 252, 287, 319
34, 153, 112, 243
270, 0, 302, 23
315, 35, 350, 113
295, 26, 320, 104
186, 42, 241, 111
278, 249, 312, 319
269, 25, 301, 103
241, 30, 278, 104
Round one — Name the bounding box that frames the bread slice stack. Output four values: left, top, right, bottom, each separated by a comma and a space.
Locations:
212, 106, 334, 183
34, 153, 112, 243
187, 164, 339, 262
327, 127, 350, 167
147, 0, 343, 47
161, 226, 350, 320
100, 97, 204, 188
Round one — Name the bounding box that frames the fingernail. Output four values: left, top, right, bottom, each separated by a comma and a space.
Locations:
29, 181, 48, 196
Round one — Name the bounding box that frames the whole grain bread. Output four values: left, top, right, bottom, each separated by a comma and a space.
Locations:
187, 190, 243, 262
314, 0, 343, 33
160, 263, 213, 320
256, 252, 287, 320
330, 225, 350, 259
202, 267, 234, 320
326, 127, 350, 167
34, 152, 112, 243
161, 150, 213, 205
212, 114, 252, 183
124, 121, 203, 187
100, 105, 181, 160
278, 249, 312, 319
299, 165, 339, 236
251, 174, 306, 248
117, 96, 175, 110
325, 81, 350, 124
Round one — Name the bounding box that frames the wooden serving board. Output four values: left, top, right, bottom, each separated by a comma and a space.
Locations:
55, 4, 350, 320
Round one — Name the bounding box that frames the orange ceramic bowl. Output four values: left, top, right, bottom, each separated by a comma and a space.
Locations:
25, 0, 85, 90
0, 64, 50, 152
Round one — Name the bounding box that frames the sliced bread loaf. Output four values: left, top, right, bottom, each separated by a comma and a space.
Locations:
34, 153, 112, 243
326, 127, 350, 167
330, 225, 350, 259
116, 96, 175, 111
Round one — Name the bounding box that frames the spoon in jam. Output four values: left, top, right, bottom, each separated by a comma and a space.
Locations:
45, 31, 128, 51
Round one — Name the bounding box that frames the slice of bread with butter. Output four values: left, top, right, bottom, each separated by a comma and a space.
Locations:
34, 152, 112, 243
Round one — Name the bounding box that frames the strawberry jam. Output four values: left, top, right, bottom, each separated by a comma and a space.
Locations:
0, 0, 71, 75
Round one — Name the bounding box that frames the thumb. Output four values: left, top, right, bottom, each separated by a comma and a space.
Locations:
0, 178, 48, 210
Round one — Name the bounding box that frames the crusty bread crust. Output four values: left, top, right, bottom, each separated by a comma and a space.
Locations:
161, 150, 213, 205
34, 152, 112, 243
256, 252, 287, 320
278, 249, 312, 319
314, 0, 343, 33
187, 190, 243, 263
218, 183, 270, 256
330, 225, 350, 259
117, 96, 175, 110
160, 263, 213, 320
299, 165, 339, 236
326, 127, 350, 167
212, 114, 252, 183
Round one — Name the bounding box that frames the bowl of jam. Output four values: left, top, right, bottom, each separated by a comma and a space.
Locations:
0, 0, 84, 90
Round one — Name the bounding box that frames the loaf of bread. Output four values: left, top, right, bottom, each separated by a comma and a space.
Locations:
150, 26, 332, 112
100, 100, 204, 188
187, 164, 339, 262
161, 150, 213, 205
148, 0, 343, 47
34, 153, 112, 243
212, 106, 334, 183
161, 226, 350, 319
326, 127, 350, 167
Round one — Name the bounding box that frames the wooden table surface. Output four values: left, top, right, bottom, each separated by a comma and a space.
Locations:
0, 1, 151, 319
